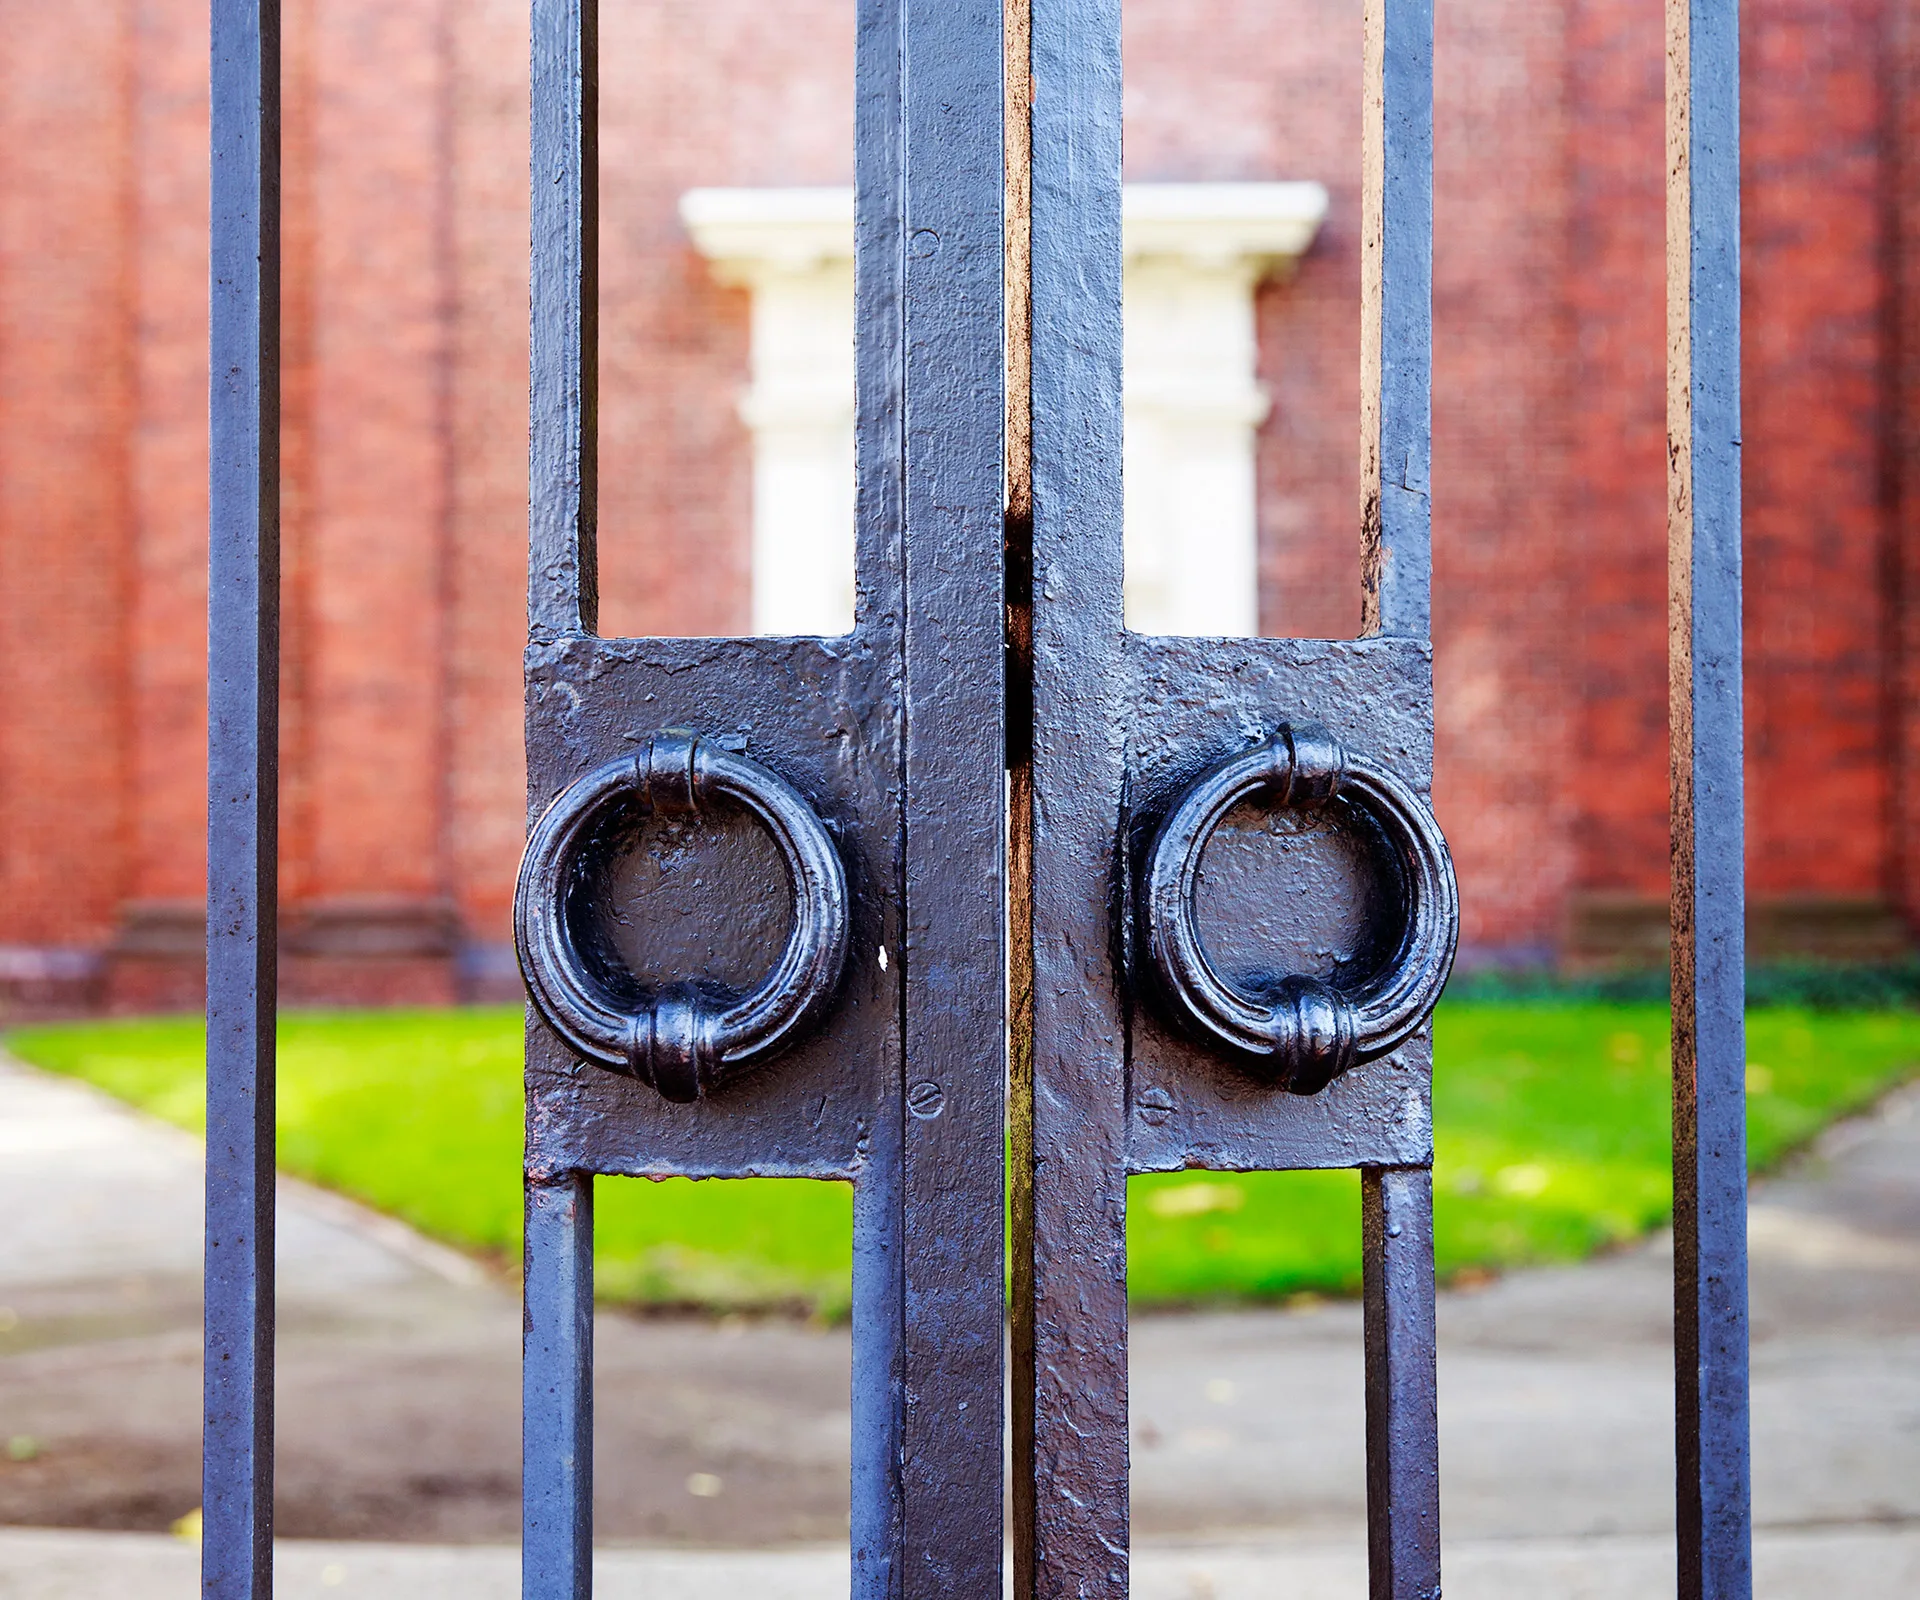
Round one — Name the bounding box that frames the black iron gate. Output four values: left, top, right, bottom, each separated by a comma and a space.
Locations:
1010, 0, 1456, 1585
201, 0, 1751, 1596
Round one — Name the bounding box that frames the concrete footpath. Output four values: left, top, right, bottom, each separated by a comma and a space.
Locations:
0, 1523, 1915, 1599
2, 1048, 1918, 1596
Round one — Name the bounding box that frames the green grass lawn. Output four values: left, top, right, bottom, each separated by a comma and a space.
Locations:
9, 1002, 1920, 1316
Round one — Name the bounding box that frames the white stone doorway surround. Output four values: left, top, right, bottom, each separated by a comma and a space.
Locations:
681, 183, 1328, 638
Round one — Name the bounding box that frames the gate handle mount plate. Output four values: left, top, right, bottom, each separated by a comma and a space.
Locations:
1145, 722, 1458, 1094
515, 730, 850, 1102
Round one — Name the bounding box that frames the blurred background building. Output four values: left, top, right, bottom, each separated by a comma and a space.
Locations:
2, 0, 1917, 1012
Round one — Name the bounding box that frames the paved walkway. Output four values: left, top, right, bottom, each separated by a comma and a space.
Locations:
2, 1048, 1918, 1595
1, 1523, 1917, 1599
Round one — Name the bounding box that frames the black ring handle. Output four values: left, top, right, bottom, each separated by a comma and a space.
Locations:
1144, 722, 1458, 1094
513, 730, 850, 1102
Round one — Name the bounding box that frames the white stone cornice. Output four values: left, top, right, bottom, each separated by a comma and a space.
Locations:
681, 183, 1328, 637
1120, 182, 1329, 271
679, 187, 856, 284
681, 182, 1329, 277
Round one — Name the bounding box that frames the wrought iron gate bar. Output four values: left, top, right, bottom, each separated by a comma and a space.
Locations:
194, 0, 1754, 1591
204, 1, 281, 1594
1667, 1, 1752, 1596
1014, 0, 1443, 1596
528, 0, 597, 642
1361, 0, 1434, 641
522, 1172, 593, 1591
889, 0, 1010, 1584
520, 0, 1005, 1592
1358, 10, 1443, 1593
522, 1, 597, 1587
1006, 0, 1443, 1582
1362, 1168, 1441, 1594
1015, 0, 1131, 1582
848, 1, 910, 1584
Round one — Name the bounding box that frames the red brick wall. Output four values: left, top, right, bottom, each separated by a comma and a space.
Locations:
128, 0, 212, 928
596, 0, 853, 643
1568, 0, 1669, 912
1895, 0, 1920, 925
1742, 0, 1893, 900
1429, 0, 1580, 959
0, 1, 135, 976
2, 0, 1917, 1007
1560, 0, 1906, 958
446, 0, 534, 963
285, 0, 458, 1001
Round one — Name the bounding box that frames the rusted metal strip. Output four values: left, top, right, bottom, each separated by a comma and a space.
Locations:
1361, 0, 1434, 641
1006, 0, 1037, 1590
204, 1, 281, 1594
1359, 5, 1441, 1597
1667, 0, 1752, 1595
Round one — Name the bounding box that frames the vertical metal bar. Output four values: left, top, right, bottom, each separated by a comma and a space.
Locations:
895, 0, 1007, 1586
1363, 1168, 1442, 1600
852, 0, 905, 637
204, 0, 280, 1594
1667, 0, 1751, 1595
1361, 4, 1439, 1595
1017, 0, 1130, 1590
525, 0, 597, 1589
1361, 0, 1434, 641
849, 0, 906, 1582
848, 1160, 902, 1598
529, 0, 597, 640
523, 1172, 594, 1600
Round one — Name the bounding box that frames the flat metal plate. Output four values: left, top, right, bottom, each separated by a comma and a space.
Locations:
523, 634, 900, 1181
1123, 635, 1436, 1173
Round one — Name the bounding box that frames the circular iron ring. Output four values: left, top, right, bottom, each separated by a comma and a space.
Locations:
514, 730, 849, 1102
1145, 722, 1458, 1094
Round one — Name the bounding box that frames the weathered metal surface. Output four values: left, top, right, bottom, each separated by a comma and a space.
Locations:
1361, 0, 1434, 641
1124, 638, 1438, 1176
890, 0, 1010, 1585
514, 730, 851, 1100
521, 0, 1004, 1591
522, 2, 598, 1580
204, 1, 280, 1595
1357, 12, 1441, 1596
847, 8, 912, 1579
1364, 1167, 1442, 1599
1005, 0, 1040, 1592
528, 0, 596, 641
1143, 722, 1456, 1091
522, 1172, 593, 1599
1014, 0, 1131, 1584
1667, 1, 1752, 1596
197, 0, 1760, 1589
1013, 0, 1443, 1595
